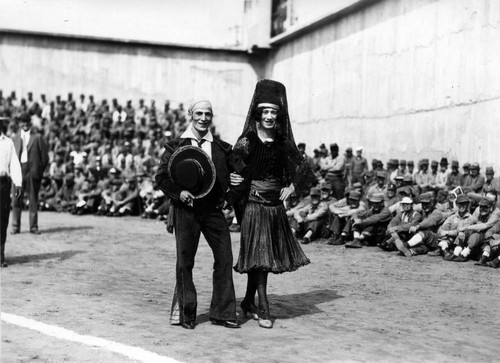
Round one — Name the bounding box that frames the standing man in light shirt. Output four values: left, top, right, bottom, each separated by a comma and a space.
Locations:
11, 112, 49, 235
320, 143, 346, 200
0, 117, 22, 267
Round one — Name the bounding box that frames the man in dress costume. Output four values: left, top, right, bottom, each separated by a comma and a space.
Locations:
227, 80, 315, 329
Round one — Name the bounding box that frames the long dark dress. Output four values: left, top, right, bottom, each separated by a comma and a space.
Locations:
230, 131, 310, 274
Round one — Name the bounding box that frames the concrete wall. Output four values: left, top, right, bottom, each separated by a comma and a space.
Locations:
0, 33, 264, 142
267, 0, 500, 170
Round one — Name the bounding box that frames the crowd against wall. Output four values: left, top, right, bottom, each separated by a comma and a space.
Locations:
1, 90, 499, 268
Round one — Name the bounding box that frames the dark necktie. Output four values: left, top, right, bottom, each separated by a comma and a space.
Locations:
197, 139, 206, 148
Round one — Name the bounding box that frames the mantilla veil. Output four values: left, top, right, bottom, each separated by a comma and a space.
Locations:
231, 79, 316, 196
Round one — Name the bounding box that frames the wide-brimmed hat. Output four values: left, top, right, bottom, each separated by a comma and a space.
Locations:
168, 145, 216, 199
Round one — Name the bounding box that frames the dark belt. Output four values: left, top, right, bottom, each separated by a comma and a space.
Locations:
327, 172, 343, 178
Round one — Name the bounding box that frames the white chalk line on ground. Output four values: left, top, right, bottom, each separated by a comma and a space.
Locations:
1, 312, 182, 363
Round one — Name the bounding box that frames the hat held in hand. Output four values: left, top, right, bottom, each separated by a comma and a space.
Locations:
168, 145, 216, 199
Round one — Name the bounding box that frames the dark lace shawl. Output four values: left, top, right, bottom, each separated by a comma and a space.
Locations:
225, 79, 316, 207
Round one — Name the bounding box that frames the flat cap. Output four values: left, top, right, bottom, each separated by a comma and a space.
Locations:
400, 197, 413, 204
310, 187, 321, 196
348, 190, 362, 200
479, 197, 493, 207
456, 194, 470, 204
419, 192, 434, 203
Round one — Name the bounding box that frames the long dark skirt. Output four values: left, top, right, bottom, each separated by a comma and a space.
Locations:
234, 180, 310, 274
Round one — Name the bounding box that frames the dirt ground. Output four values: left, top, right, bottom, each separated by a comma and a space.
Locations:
1, 211, 499, 363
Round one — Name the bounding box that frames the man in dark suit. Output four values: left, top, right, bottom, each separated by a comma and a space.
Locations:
156, 99, 240, 330
11, 112, 49, 234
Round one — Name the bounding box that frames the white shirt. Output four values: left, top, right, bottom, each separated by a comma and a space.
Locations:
20, 129, 30, 163
180, 125, 213, 160
0, 133, 22, 187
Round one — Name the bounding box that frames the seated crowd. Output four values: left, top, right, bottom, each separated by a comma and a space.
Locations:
1, 91, 499, 268
289, 142, 500, 269
0, 90, 205, 220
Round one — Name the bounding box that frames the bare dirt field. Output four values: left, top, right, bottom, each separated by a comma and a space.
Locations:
1, 211, 499, 363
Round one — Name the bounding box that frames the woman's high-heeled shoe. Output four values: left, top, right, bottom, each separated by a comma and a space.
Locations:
240, 300, 259, 320
258, 310, 273, 329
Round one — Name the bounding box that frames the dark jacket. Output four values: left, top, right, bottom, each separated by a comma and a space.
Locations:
12, 129, 49, 180
155, 137, 233, 207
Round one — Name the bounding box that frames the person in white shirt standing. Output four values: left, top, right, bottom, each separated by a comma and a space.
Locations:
0, 116, 22, 267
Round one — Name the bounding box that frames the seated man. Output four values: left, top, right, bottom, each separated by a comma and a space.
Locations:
45, 173, 78, 213
291, 187, 330, 244
430, 194, 472, 259
475, 218, 500, 267
462, 162, 485, 195
366, 171, 387, 199
468, 167, 500, 206
346, 193, 392, 248
327, 190, 365, 245
395, 192, 445, 257
414, 159, 433, 194
111, 177, 141, 217
286, 191, 311, 225
438, 190, 458, 219
453, 196, 500, 262
385, 183, 399, 208
445, 160, 462, 190
381, 197, 422, 251
39, 176, 59, 211
73, 174, 104, 215
320, 182, 337, 208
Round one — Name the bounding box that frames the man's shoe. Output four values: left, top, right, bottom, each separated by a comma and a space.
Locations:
427, 249, 442, 257
1, 261, 7, 268
301, 236, 311, 244
181, 322, 196, 330
30, 229, 41, 235
474, 255, 489, 266
210, 318, 241, 328
327, 236, 344, 245
486, 259, 500, 268
395, 239, 412, 257
10, 229, 20, 235
345, 239, 363, 248
454, 255, 468, 262
443, 252, 456, 261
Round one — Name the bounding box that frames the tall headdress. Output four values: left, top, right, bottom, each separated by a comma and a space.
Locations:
234, 79, 316, 193
240, 79, 296, 145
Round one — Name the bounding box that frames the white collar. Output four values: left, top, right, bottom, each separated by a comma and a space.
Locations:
181, 125, 213, 143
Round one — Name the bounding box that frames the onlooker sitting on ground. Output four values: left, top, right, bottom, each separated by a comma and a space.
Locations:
346, 193, 392, 248
291, 188, 330, 244
453, 195, 500, 262
380, 197, 421, 251
431, 194, 472, 260
395, 192, 445, 257
327, 189, 365, 246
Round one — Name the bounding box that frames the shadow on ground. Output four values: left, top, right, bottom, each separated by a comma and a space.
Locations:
270, 289, 343, 319
39, 226, 94, 234
196, 289, 343, 325
7, 250, 87, 265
